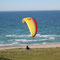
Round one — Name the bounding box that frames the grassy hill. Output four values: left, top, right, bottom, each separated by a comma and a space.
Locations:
0, 47, 60, 60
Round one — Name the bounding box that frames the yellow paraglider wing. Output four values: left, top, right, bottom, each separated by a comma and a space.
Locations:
22, 17, 37, 37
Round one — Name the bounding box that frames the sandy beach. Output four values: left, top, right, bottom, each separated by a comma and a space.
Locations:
0, 43, 60, 50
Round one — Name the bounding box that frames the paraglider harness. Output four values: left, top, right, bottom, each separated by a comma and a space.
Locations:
26, 46, 30, 50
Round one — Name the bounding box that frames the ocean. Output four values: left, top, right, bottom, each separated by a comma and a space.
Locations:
0, 11, 60, 46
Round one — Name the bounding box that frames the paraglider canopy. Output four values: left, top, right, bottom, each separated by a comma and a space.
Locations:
22, 17, 37, 37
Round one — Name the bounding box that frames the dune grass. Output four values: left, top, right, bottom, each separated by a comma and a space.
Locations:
0, 47, 60, 60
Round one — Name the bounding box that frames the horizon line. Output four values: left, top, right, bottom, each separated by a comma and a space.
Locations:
0, 10, 60, 12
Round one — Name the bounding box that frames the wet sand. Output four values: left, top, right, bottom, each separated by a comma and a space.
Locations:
0, 43, 60, 50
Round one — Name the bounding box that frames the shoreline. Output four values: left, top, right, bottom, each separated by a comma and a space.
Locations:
0, 43, 60, 50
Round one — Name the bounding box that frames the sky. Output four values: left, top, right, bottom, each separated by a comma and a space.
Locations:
0, 0, 60, 11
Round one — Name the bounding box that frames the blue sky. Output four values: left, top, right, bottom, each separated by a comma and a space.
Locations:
0, 0, 60, 11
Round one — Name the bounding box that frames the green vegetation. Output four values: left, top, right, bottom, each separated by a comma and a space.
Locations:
0, 48, 60, 60
0, 57, 12, 60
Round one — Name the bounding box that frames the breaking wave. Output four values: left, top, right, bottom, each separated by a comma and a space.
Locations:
5, 34, 60, 38
0, 34, 60, 46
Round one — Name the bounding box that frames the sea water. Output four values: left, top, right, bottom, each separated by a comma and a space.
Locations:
0, 11, 60, 46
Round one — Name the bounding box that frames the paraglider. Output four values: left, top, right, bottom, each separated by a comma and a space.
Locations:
22, 17, 37, 37
22, 17, 37, 50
